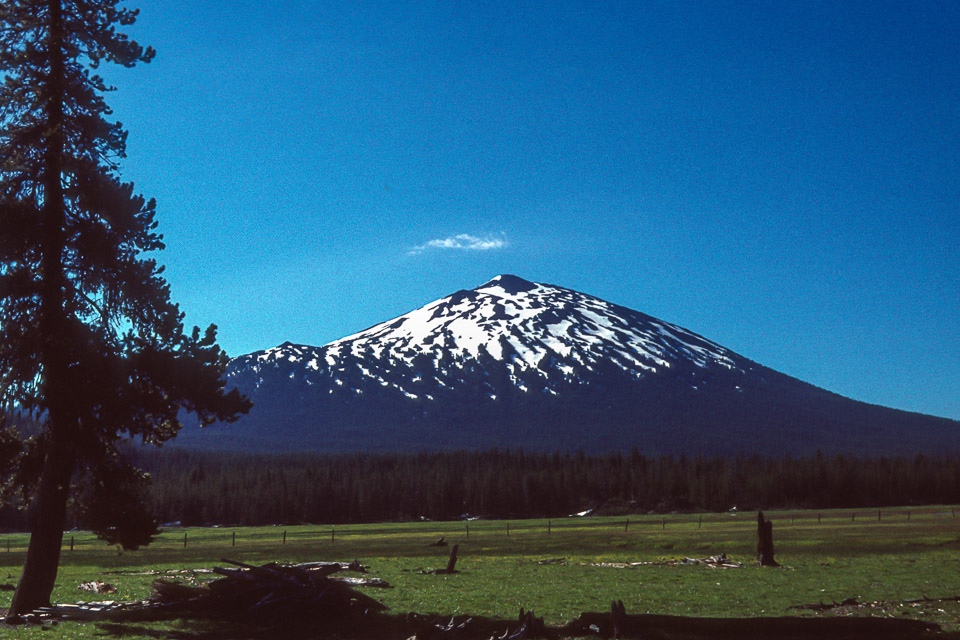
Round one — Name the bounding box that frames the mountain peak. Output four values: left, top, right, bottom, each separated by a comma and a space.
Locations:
215, 276, 960, 455
477, 274, 537, 294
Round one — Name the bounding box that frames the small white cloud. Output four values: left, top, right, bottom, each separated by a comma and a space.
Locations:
410, 233, 508, 255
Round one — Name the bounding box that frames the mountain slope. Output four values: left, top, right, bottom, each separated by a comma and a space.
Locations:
179, 275, 959, 454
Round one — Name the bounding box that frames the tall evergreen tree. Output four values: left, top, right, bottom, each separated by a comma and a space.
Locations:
0, 0, 250, 616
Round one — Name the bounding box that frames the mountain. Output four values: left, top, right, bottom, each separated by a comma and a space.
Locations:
177, 275, 959, 454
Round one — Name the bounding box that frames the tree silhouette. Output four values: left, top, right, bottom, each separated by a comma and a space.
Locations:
0, 0, 250, 616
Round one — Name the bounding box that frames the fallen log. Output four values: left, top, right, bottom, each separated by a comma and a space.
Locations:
584, 553, 743, 569
101, 567, 214, 576
291, 559, 367, 573
903, 595, 960, 604
334, 575, 392, 588
789, 594, 960, 611
150, 579, 208, 601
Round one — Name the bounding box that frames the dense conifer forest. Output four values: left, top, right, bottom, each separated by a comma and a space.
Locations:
4, 448, 959, 531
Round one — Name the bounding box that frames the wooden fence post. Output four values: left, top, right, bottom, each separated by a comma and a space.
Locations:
623, 520, 628, 532
70, 536, 74, 551
183, 532, 187, 548
283, 530, 286, 545
661, 518, 665, 530
232, 531, 236, 547
331, 527, 335, 543
698, 515, 702, 529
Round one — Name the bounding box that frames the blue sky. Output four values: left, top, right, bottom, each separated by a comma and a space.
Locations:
104, 1, 959, 420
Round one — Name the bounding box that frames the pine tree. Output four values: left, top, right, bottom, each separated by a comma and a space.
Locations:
0, 0, 250, 616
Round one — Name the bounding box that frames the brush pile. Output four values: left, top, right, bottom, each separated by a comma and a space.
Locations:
36, 558, 386, 622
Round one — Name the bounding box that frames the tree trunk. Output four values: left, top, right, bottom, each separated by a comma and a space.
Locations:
7, 433, 74, 616
7, 0, 72, 619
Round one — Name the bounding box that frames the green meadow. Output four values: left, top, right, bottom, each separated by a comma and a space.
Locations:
2, 507, 959, 638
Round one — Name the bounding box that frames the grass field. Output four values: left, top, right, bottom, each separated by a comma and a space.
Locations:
2, 507, 959, 638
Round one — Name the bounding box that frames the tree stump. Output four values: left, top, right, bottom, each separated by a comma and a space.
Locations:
757, 511, 778, 566
421, 544, 460, 575
445, 544, 459, 574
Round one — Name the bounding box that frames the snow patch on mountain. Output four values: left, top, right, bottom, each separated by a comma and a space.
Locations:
229, 275, 744, 404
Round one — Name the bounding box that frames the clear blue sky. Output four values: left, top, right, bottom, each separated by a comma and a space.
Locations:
103, 1, 959, 420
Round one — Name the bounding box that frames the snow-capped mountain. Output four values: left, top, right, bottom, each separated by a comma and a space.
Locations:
180, 275, 959, 454
251, 274, 744, 400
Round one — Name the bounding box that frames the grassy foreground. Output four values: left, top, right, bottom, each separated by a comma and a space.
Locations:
1, 507, 959, 638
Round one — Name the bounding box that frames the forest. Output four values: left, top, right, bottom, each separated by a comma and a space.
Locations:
3, 447, 958, 531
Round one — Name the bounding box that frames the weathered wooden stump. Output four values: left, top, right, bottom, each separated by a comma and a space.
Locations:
445, 544, 459, 574
421, 544, 460, 575
757, 511, 778, 566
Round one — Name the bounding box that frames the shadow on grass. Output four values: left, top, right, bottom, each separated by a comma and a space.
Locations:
90, 610, 960, 640
92, 612, 501, 640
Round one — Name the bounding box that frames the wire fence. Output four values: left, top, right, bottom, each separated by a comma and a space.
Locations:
1, 505, 956, 556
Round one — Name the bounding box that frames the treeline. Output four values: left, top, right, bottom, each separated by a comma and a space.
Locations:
2, 448, 958, 531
